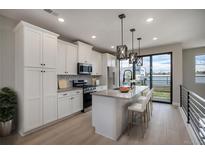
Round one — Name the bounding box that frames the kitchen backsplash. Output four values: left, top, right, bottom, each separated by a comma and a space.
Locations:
57, 75, 101, 89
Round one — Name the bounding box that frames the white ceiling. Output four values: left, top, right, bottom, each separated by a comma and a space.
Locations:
0, 9, 205, 52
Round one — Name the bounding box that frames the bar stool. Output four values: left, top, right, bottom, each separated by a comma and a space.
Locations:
127, 89, 153, 137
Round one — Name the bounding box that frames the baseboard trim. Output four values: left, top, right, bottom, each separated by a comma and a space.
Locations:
179, 107, 200, 145
172, 102, 180, 106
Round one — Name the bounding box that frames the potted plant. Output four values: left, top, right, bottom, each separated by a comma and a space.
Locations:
0, 87, 17, 137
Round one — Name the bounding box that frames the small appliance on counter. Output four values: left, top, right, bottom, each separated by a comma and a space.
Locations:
73, 80, 97, 112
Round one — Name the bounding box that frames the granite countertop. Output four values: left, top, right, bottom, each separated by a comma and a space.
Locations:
92, 86, 148, 99
57, 87, 82, 93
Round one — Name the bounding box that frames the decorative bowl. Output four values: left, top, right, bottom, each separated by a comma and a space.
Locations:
119, 87, 130, 93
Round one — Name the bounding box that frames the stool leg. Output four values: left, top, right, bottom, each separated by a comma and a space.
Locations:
141, 112, 145, 138
128, 110, 131, 136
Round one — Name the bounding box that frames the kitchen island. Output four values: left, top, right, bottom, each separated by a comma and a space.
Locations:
92, 86, 148, 140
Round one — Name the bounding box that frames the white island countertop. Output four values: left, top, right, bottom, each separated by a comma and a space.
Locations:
92, 86, 148, 100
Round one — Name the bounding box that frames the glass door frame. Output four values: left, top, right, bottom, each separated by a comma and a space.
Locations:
119, 52, 173, 104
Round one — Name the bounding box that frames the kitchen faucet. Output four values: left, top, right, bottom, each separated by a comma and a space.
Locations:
123, 70, 133, 85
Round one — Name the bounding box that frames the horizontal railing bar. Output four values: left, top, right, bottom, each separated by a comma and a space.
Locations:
190, 110, 199, 122
190, 121, 204, 145
190, 91, 205, 103
189, 95, 205, 111
190, 100, 205, 117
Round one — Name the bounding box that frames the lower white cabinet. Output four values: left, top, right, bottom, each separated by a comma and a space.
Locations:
24, 68, 57, 132
57, 90, 83, 119
43, 69, 57, 124
24, 68, 43, 132
57, 96, 72, 119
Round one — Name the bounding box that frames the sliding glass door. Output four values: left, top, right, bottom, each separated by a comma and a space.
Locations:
119, 52, 172, 103
152, 54, 172, 103
134, 53, 172, 104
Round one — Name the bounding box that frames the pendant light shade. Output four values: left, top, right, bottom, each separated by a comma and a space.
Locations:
116, 14, 128, 60
136, 37, 143, 66
129, 28, 137, 64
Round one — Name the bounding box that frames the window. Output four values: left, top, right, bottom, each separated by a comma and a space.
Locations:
195, 55, 205, 83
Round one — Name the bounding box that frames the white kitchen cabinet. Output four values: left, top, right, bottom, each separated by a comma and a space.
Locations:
72, 93, 83, 113
57, 41, 67, 74
91, 50, 102, 76
66, 42, 78, 75
105, 53, 116, 67
57, 40, 77, 75
43, 33, 57, 69
24, 68, 43, 132
43, 69, 57, 124
14, 21, 59, 135
76, 41, 93, 64
57, 90, 83, 119
57, 96, 72, 119
23, 23, 58, 69
24, 27, 42, 68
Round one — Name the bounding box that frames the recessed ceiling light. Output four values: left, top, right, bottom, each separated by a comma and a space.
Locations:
146, 18, 154, 23
153, 37, 158, 40
58, 18, 64, 22
91, 35, 96, 39
111, 46, 115, 49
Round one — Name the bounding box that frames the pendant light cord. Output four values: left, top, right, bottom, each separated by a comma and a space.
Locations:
132, 31, 134, 53
121, 18, 123, 46
138, 39, 141, 56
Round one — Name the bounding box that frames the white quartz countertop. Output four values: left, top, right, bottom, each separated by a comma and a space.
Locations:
92, 86, 148, 99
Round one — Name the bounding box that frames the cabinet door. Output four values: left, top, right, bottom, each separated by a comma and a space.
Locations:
43, 69, 57, 124
66, 44, 77, 75
57, 41, 67, 74
57, 97, 72, 119
77, 42, 92, 63
43, 33, 57, 69
24, 68, 43, 131
72, 94, 83, 113
91, 51, 97, 75
96, 52, 102, 75
24, 27, 42, 68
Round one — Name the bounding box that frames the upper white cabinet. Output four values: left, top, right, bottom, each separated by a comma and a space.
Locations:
14, 21, 59, 135
76, 41, 93, 64
91, 50, 102, 75
16, 21, 59, 69
24, 27, 42, 68
43, 33, 57, 69
104, 53, 116, 67
57, 40, 77, 75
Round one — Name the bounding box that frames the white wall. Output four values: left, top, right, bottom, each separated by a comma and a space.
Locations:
0, 15, 17, 89
138, 43, 183, 106
183, 47, 205, 99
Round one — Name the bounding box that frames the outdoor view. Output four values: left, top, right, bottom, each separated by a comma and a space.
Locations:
195, 54, 205, 83
120, 54, 171, 103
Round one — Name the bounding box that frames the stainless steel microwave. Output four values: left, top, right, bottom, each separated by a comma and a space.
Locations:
77, 63, 92, 75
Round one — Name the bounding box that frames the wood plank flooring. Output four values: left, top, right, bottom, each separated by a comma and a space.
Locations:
0, 103, 192, 145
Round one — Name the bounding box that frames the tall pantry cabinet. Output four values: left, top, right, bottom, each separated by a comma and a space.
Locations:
14, 21, 59, 135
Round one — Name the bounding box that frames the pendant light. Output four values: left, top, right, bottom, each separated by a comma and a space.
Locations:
129, 28, 137, 64
136, 37, 143, 66
116, 14, 128, 60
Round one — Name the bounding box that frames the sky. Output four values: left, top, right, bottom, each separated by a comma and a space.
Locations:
120, 54, 171, 73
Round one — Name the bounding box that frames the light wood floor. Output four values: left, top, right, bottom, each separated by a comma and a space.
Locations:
0, 103, 192, 145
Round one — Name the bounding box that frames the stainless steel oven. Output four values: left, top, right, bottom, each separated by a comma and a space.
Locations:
77, 63, 92, 75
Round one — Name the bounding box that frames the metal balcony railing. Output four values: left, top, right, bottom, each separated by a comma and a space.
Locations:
180, 85, 205, 144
